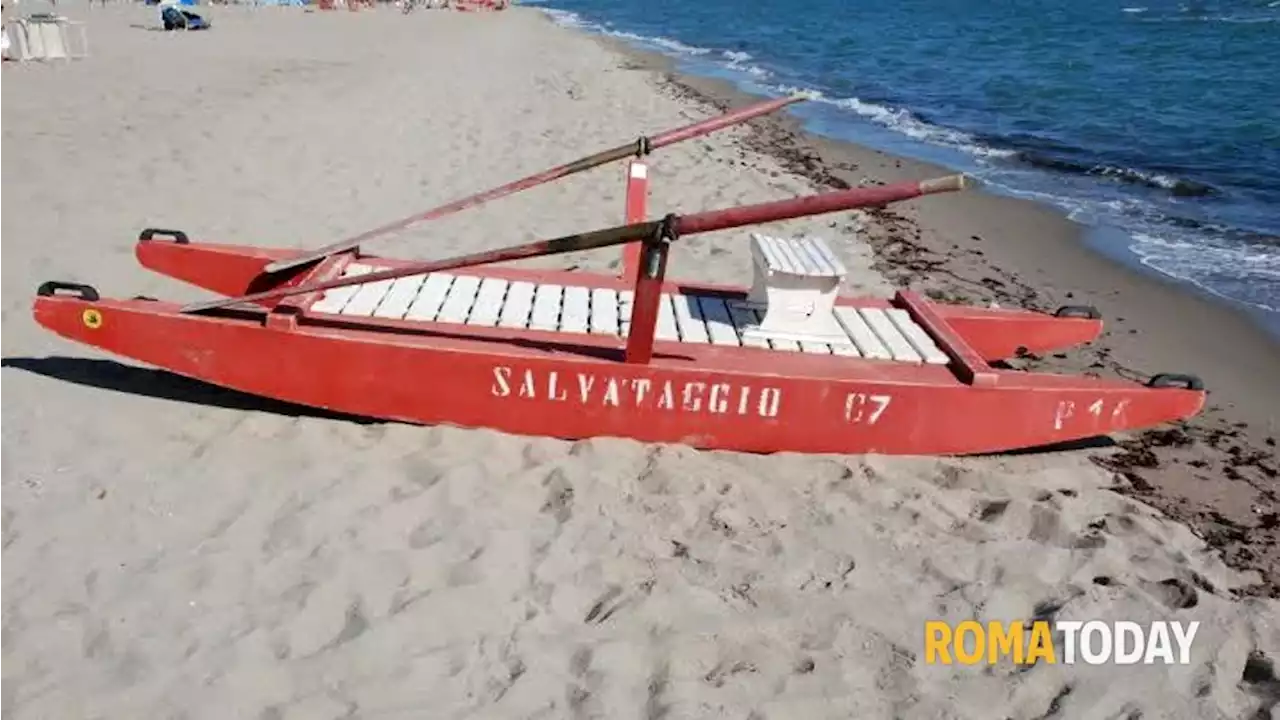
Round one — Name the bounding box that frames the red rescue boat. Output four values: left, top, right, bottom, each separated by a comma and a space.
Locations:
30, 99, 1205, 455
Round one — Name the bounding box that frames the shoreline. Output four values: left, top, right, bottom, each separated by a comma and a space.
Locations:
581, 28, 1280, 596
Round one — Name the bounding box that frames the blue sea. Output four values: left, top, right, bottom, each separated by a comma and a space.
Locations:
532, 0, 1279, 326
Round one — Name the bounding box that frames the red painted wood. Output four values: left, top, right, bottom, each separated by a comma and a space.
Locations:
620, 159, 648, 286
933, 304, 1102, 361
32, 294, 1206, 455
896, 290, 999, 386
624, 240, 669, 365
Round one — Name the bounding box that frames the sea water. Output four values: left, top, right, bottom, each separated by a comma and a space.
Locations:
534, 0, 1280, 325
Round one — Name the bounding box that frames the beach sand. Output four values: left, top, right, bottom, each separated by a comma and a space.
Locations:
2, 5, 1277, 719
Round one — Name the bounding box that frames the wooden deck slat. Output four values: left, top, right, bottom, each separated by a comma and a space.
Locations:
887, 308, 949, 365
404, 273, 455, 322
670, 294, 709, 344
833, 306, 892, 360
697, 297, 741, 347
341, 277, 396, 317
372, 274, 428, 319
310, 263, 374, 314
332, 265, 955, 366
655, 294, 680, 341
530, 284, 563, 331
589, 288, 620, 335
436, 275, 482, 324
618, 291, 635, 336
560, 286, 591, 334
860, 308, 922, 363
498, 281, 536, 329
727, 303, 770, 349
830, 341, 862, 357
467, 277, 508, 327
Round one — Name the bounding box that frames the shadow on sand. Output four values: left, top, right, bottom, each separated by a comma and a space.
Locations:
2, 356, 383, 426
3, 355, 1117, 456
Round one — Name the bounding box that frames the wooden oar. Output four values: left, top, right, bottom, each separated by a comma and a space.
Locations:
182, 175, 968, 314
261, 94, 807, 275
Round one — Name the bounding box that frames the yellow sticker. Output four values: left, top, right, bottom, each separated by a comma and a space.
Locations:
82, 308, 103, 330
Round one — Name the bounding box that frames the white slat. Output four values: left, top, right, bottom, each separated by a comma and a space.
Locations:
341, 277, 395, 317
530, 284, 563, 331
498, 281, 536, 329
887, 309, 950, 365
404, 273, 455, 322
372, 274, 428, 319
770, 337, 802, 352
436, 275, 482, 324
655, 294, 679, 341
560, 286, 591, 334
860, 308, 922, 363
833, 306, 892, 360
618, 291, 634, 336
589, 288, 620, 335
803, 237, 847, 276
670, 294, 709, 343
799, 341, 832, 354
696, 297, 741, 347
727, 303, 769, 349
466, 277, 508, 327
310, 263, 374, 314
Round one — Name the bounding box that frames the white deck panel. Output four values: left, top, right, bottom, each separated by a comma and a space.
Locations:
727, 303, 770, 349
372, 274, 428, 319
833, 306, 892, 360
560, 286, 591, 334
671, 294, 710, 344
860, 308, 922, 363
437, 275, 482, 324
618, 291, 635, 336
311, 266, 962, 366
589, 288, 620, 335
655, 295, 679, 341
698, 297, 740, 347
342, 277, 395, 317
403, 273, 454, 322
498, 281, 536, 329
467, 277, 508, 327
530, 284, 563, 332
311, 263, 375, 314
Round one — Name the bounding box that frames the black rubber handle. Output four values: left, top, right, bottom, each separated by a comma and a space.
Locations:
138, 228, 190, 244
36, 281, 100, 301
1146, 373, 1205, 391
1054, 305, 1101, 320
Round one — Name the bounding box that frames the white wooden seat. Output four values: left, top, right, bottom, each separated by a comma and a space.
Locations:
740, 233, 850, 343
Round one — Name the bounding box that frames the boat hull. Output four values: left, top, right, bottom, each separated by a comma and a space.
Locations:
32, 292, 1204, 456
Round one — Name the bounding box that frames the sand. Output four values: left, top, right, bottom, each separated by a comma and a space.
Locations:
2, 4, 1278, 719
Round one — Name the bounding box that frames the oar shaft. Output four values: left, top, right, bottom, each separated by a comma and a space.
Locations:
648, 95, 801, 149
181, 174, 968, 314
677, 174, 968, 235
262, 95, 805, 275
